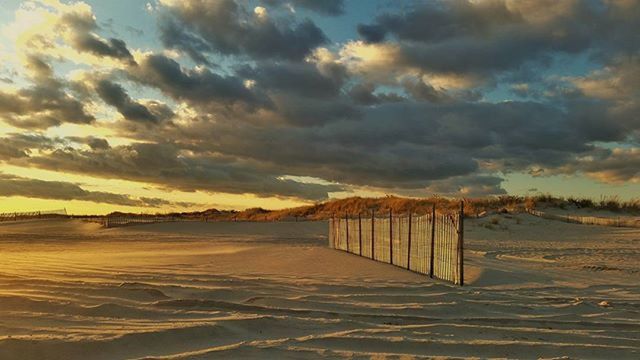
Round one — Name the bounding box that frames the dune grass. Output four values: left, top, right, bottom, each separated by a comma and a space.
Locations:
152, 194, 640, 221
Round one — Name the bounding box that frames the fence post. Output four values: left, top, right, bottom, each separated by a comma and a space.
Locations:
429, 204, 435, 278
407, 212, 412, 270
345, 213, 349, 253
329, 214, 334, 248
458, 200, 464, 286
358, 213, 362, 256
371, 210, 375, 260
331, 213, 336, 248
389, 209, 393, 264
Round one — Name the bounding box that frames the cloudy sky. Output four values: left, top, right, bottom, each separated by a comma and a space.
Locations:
0, 0, 638, 214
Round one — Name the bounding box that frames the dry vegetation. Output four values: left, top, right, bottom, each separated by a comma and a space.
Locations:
71, 194, 640, 222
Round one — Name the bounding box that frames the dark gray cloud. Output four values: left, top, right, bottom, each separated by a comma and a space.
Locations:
0, 82, 94, 129
94, 79, 159, 123
2, 0, 638, 203
24, 55, 54, 79
269, 94, 359, 126
86, 137, 110, 150
552, 148, 640, 183
347, 83, 404, 106
73, 34, 135, 64
159, 0, 328, 63
114, 98, 611, 194
14, 142, 343, 200
159, 17, 214, 65
66, 136, 110, 150
347, 82, 381, 105
387, 174, 507, 198
237, 62, 345, 99
0, 173, 192, 208
129, 54, 270, 111
231, 61, 358, 125
0, 56, 94, 129
357, 24, 386, 43
358, 0, 639, 77
401, 78, 451, 103
59, 9, 136, 64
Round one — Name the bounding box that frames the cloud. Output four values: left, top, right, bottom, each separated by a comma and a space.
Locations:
262, 0, 345, 16
357, 24, 387, 43
4, 1, 136, 69
14, 142, 343, 200
553, 148, 640, 184
57, 5, 135, 64
66, 136, 110, 150
1, 0, 638, 205
158, 0, 328, 63
355, 0, 639, 81
347, 82, 404, 106
237, 61, 346, 99
0, 57, 95, 129
129, 54, 270, 111
401, 78, 451, 103
72, 33, 136, 65
0, 172, 193, 208
94, 79, 160, 123
118, 96, 636, 195
396, 175, 507, 198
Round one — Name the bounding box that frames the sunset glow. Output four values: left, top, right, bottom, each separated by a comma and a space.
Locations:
0, 0, 638, 214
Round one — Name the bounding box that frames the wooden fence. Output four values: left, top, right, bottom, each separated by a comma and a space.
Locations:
526, 208, 640, 228
0, 208, 68, 222
85, 216, 179, 228
329, 203, 464, 285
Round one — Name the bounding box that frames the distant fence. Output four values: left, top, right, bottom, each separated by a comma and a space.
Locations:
81, 216, 180, 228
329, 203, 464, 285
526, 208, 640, 228
0, 208, 68, 222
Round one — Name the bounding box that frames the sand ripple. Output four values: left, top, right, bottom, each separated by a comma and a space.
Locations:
0, 219, 638, 359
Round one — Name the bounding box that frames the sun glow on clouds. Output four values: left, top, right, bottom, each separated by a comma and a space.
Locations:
254, 6, 268, 20
338, 41, 406, 81
3, 1, 128, 70
0, 165, 310, 214
0, 0, 639, 213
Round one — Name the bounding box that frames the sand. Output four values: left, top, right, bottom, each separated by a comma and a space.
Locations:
0, 214, 638, 359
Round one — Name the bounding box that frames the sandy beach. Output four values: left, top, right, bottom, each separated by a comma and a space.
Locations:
0, 215, 639, 359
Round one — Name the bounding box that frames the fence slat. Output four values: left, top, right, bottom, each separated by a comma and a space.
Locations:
345, 213, 349, 253
389, 210, 393, 265
407, 212, 412, 270
458, 201, 464, 286
371, 211, 375, 260
358, 213, 362, 256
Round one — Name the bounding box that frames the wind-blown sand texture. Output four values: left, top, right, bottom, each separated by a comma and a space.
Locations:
0, 215, 639, 359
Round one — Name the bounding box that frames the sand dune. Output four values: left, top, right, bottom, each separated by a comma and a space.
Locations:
0, 216, 639, 359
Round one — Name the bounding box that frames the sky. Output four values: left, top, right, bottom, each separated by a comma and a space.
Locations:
0, 0, 638, 215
